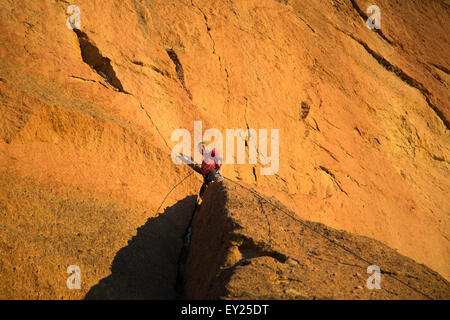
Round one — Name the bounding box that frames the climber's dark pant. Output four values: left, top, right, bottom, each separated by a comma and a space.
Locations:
199, 169, 221, 198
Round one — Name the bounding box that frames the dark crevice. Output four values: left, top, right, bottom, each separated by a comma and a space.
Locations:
252, 167, 257, 183
430, 63, 450, 75
69, 75, 97, 83
191, 0, 231, 102
131, 60, 172, 78
319, 166, 348, 196
312, 142, 339, 162
131, 60, 144, 66
300, 101, 310, 120
73, 29, 128, 93
296, 15, 316, 34
432, 155, 446, 162
337, 27, 449, 130
275, 174, 287, 184
243, 97, 253, 161
165, 49, 192, 99
175, 200, 200, 299
69, 75, 109, 89
150, 65, 170, 78
349, 0, 393, 45
422, 95, 448, 130
310, 118, 320, 131
244, 97, 251, 131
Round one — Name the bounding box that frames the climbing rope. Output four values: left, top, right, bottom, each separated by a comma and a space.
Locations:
154, 172, 195, 216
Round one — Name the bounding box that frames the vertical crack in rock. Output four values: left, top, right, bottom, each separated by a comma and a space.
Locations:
349, 0, 393, 45
175, 201, 200, 299
336, 27, 449, 130
165, 48, 192, 99
73, 29, 127, 93
190, 0, 217, 58
224, 65, 231, 103
252, 167, 258, 183
244, 97, 258, 182
190, 0, 231, 102
244, 98, 250, 127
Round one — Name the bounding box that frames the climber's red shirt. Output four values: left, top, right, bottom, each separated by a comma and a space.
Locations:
201, 148, 221, 175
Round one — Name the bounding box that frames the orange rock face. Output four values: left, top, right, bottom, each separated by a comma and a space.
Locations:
0, 0, 448, 299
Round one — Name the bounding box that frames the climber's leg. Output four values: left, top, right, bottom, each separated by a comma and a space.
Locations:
199, 182, 207, 198
199, 169, 218, 199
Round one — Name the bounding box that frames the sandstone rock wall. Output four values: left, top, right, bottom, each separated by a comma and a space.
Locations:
0, 0, 448, 299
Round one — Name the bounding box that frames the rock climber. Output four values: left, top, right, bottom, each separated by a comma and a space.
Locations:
199, 142, 223, 198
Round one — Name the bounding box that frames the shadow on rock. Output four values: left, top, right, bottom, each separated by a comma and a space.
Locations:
85, 195, 197, 299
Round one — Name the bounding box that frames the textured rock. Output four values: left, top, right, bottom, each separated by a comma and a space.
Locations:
0, 0, 448, 299
184, 180, 450, 299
